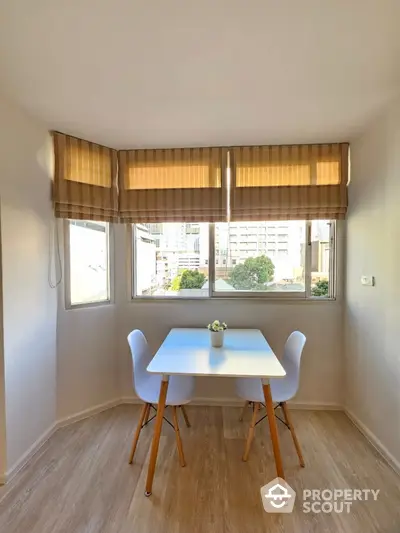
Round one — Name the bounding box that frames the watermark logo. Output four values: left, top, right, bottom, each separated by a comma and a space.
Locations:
260, 478, 296, 513
260, 480, 380, 514
302, 488, 380, 514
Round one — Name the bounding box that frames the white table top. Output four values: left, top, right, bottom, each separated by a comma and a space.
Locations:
147, 328, 286, 379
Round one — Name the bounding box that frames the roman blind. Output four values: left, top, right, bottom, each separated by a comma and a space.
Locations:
231, 143, 349, 220
53, 132, 118, 222
118, 147, 227, 222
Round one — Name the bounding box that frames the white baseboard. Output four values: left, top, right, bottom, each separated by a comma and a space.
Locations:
56, 398, 122, 428
121, 396, 245, 407
345, 409, 400, 475
119, 396, 140, 404
120, 395, 343, 410
4, 423, 58, 485
289, 401, 342, 411
1, 398, 122, 486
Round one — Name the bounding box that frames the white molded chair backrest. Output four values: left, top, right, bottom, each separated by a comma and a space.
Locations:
127, 330, 152, 394
280, 331, 306, 399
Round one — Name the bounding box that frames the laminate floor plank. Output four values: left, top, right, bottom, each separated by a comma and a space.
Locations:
0, 406, 399, 533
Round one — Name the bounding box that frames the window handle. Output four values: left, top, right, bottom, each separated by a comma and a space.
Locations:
307, 224, 312, 246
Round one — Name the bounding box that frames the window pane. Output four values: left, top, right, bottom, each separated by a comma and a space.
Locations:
134, 223, 209, 297
310, 220, 332, 298
69, 220, 110, 305
214, 221, 305, 292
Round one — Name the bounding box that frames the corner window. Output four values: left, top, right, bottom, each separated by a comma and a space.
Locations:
132, 220, 336, 300
65, 220, 112, 307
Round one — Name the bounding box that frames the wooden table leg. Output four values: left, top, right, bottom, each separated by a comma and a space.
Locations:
145, 376, 169, 496
262, 379, 284, 479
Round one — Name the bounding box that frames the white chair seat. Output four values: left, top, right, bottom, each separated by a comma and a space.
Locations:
235, 376, 294, 404
136, 373, 195, 406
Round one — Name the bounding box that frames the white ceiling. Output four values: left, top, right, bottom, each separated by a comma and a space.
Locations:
0, 0, 399, 149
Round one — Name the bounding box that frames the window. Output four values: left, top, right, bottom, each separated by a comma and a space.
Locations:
132, 220, 336, 299
214, 221, 306, 293
133, 223, 209, 297
310, 220, 334, 298
66, 220, 112, 307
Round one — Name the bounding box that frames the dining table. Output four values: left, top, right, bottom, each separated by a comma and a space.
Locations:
144, 327, 286, 496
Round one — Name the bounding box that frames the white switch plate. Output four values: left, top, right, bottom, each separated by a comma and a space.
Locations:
361, 276, 375, 286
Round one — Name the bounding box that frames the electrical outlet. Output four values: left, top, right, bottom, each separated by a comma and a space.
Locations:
361, 276, 375, 286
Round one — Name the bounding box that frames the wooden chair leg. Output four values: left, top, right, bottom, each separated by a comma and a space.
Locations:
242, 402, 260, 461
144, 404, 151, 424
129, 403, 149, 464
145, 378, 169, 495
172, 406, 186, 467
281, 402, 305, 467
180, 405, 191, 428
239, 401, 250, 422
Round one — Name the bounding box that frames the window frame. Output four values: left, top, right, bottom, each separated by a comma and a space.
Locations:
130, 220, 338, 301
64, 219, 114, 309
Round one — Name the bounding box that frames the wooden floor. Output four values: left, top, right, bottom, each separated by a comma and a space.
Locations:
0, 405, 399, 533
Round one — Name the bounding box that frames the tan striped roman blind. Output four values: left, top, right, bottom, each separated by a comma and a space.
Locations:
53, 132, 118, 222
231, 143, 349, 221
118, 147, 228, 222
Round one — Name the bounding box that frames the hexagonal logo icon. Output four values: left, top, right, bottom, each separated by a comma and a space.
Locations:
260, 477, 296, 513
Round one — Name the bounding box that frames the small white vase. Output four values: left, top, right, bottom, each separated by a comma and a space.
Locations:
211, 330, 224, 348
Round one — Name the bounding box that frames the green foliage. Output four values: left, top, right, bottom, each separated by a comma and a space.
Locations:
229, 255, 275, 291
311, 279, 329, 297
180, 270, 206, 289
170, 275, 182, 291
170, 269, 206, 291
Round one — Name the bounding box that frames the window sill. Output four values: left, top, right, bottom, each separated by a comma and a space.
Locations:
130, 296, 337, 303
65, 300, 114, 310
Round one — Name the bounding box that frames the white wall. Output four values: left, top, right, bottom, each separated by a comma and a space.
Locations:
56, 225, 119, 421
56, 220, 344, 417
118, 300, 344, 406
346, 97, 400, 468
0, 93, 57, 478
0, 238, 6, 480
56, 304, 119, 419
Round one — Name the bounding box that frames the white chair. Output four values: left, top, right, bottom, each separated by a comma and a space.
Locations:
127, 329, 195, 467
236, 331, 306, 465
